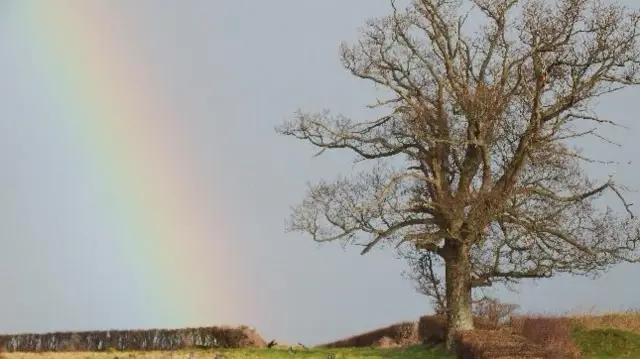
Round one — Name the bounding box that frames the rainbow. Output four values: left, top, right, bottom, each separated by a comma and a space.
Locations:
10, 2, 251, 328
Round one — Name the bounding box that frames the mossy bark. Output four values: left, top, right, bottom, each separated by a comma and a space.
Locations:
444, 242, 475, 351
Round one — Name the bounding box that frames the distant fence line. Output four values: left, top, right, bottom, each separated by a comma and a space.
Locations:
0, 326, 265, 352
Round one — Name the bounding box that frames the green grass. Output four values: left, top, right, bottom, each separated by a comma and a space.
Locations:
572, 327, 640, 358
208, 345, 451, 358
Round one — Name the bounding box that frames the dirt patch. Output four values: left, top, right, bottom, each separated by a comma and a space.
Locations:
372, 336, 399, 348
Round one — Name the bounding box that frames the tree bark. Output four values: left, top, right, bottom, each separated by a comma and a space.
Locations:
443, 242, 474, 351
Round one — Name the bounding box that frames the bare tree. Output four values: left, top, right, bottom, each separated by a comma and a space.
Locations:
277, 0, 640, 349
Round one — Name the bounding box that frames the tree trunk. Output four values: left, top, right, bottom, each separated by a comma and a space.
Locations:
443, 242, 474, 351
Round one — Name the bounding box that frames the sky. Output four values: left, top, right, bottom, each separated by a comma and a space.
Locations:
0, 0, 639, 346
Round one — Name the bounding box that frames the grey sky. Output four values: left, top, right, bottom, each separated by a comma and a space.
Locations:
0, 0, 639, 346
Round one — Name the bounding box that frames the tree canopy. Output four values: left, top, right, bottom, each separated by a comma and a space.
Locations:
277, 0, 640, 349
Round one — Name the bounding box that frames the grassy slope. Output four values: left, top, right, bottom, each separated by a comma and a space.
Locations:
1, 346, 452, 359
572, 327, 640, 359
565, 311, 640, 358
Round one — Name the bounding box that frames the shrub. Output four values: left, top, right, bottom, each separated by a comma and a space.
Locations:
0, 326, 266, 352
418, 315, 448, 344
473, 296, 519, 330
417, 314, 503, 345
320, 321, 419, 348
514, 316, 581, 359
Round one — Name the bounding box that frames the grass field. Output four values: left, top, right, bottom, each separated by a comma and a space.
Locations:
572, 327, 640, 359
0, 346, 451, 359
3, 310, 640, 358
3, 328, 640, 358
